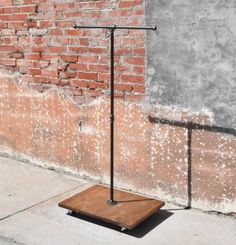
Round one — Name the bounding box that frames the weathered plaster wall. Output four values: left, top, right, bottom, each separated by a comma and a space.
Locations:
0, 75, 235, 213
146, 0, 236, 129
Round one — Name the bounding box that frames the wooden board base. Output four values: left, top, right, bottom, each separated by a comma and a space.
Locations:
58, 185, 165, 230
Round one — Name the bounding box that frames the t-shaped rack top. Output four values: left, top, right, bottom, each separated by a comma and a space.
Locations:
73, 24, 157, 30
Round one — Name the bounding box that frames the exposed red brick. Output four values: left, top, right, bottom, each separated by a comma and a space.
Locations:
60, 55, 78, 63
20, 5, 37, 13
78, 55, 98, 63
48, 46, 66, 53
0, 14, 11, 21
24, 20, 37, 28
55, 20, 74, 28
88, 64, 109, 72
59, 79, 69, 86
108, 9, 129, 17
0, 0, 146, 97
0, 45, 16, 52
70, 80, 88, 88
41, 54, 58, 61
114, 83, 133, 92
0, 22, 7, 29
88, 47, 107, 54
66, 29, 84, 36
119, 0, 143, 8
60, 71, 77, 79
122, 74, 144, 83
28, 68, 41, 75
88, 81, 108, 90
122, 37, 145, 46
25, 53, 41, 60
55, 3, 75, 11
0, 0, 12, 6
49, 30, 63, 36
41, 69, 58, 78
79, 38, 89, 46
0, 53, 8, 59
9, 21, 24, 28
0, 59, 16, 66
17, 0, 33, 5
132, 8, 144, 16
132, 84, 145, 93
39, 20, 54, 28
78, 72, 97, 81
3, 7, 19, 13
133, 66, 145, 74
64, 11, 83, 18
37, 3, 54, 12
125, 93, 145, 101
82, 89, 102, 97
31, 46, 44, 53
11, 13, 28, 21
115, 47, 132, 56
133, 48, 145, 56
124, 57, 145, 66
68, 46, 87, 53
34, 76, 59, 84
98, 72, 120, 83
69, 63, 88, 71
9, 52, 24, 59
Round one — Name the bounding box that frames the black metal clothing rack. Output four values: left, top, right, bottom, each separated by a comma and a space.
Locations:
73, 24, 157, 205
58, 24, 165, 231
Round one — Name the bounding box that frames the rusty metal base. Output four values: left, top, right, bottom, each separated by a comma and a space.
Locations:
58, 185, 165, 230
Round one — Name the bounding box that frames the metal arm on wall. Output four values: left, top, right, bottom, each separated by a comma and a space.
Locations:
73, 24, 157, 205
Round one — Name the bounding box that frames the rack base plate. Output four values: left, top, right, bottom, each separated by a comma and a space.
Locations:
59, 185, 165, 230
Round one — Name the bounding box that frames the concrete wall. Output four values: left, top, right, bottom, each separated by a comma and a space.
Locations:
146, 0, 236, 129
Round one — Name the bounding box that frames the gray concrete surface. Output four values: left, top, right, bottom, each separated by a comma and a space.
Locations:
146, 0, 236, 129
0, 156, 86, 220
0, 156, 235, 245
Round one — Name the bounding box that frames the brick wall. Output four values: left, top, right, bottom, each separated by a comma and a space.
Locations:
0, 0, 145, 99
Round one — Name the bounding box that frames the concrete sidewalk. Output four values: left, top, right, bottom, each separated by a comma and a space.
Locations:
0, 156, 235, 245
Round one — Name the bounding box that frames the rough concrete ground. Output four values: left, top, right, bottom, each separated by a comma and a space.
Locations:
0, 156, 235, 245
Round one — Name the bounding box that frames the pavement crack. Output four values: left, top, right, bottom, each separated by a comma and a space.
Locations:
0, 183, 86, 222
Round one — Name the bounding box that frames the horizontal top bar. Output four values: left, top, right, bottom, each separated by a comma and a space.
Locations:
73, 25, 157, 31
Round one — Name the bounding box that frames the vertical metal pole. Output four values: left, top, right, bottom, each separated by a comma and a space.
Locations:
107, 28, 117, 205
186, 128, 192, 209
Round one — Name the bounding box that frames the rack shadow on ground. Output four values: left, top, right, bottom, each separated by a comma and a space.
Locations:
149, 116, 236, 209
67, 209, 173, 238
